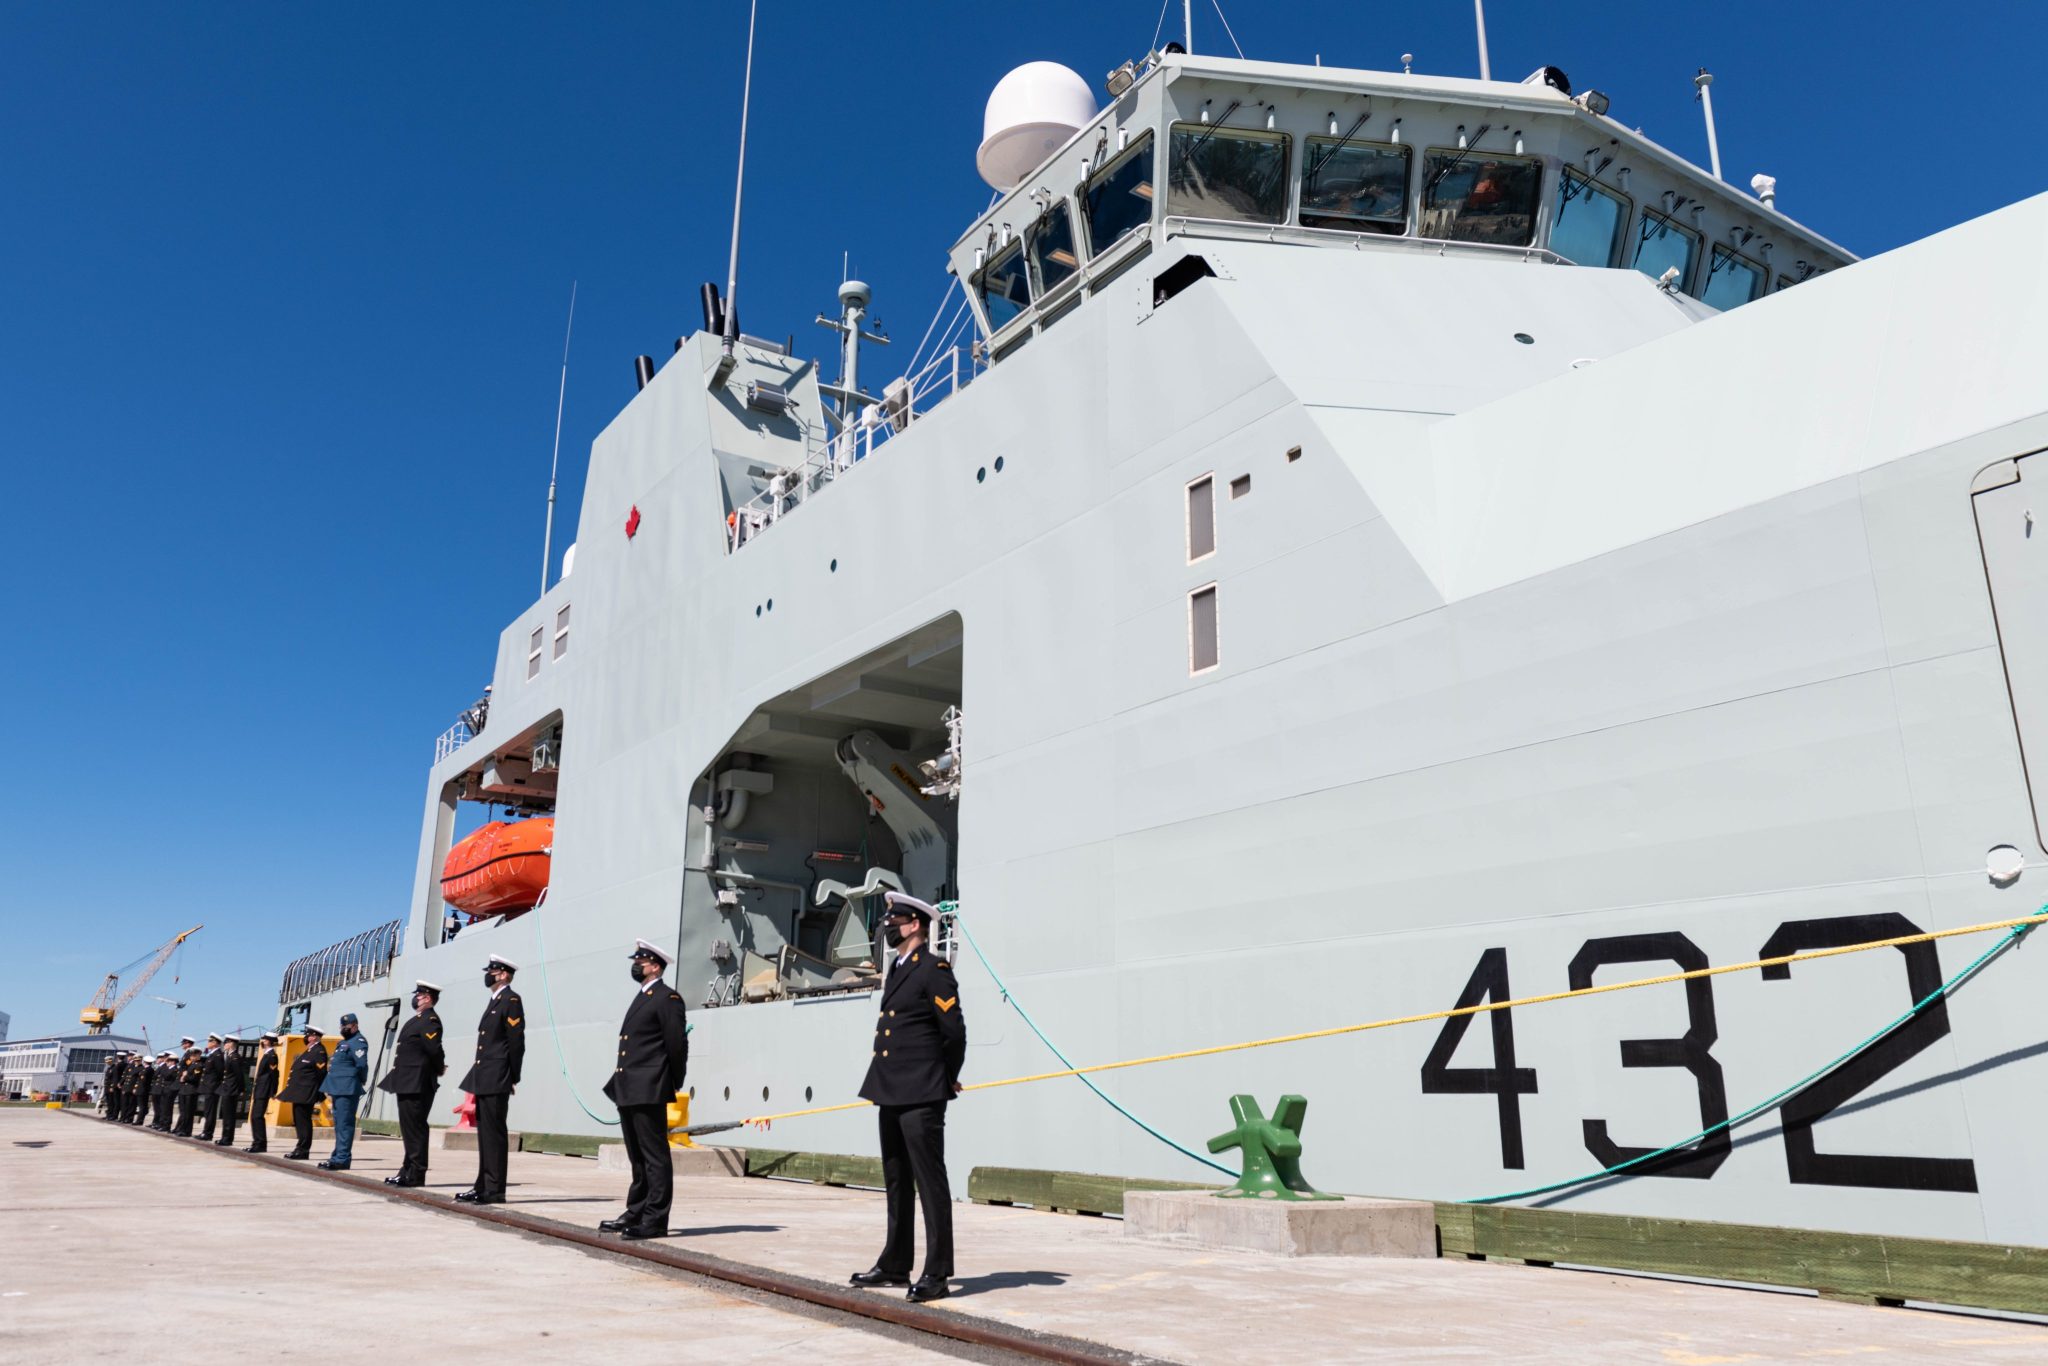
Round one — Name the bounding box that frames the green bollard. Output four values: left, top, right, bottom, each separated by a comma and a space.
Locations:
1208, 1094, 1342, 1201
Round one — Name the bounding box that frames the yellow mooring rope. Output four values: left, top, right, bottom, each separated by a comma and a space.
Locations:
689, 908, 2048, 1135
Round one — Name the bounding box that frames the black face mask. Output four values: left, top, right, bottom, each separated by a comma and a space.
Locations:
629, 963, 648, 984
483, 970, 498, 987
884, 923, 908, 948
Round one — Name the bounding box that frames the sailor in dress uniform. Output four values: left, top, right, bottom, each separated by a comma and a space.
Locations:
599, 940, 689, 1240
379, 980, 447, 1187
456, 953, 525, 1205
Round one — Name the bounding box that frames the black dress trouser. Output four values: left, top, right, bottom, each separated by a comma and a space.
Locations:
876, 1101, 953, 1280
396, 1090, 435, 1179
292, 1102, 315, 1153
154, 1092, 174, 1129
216, 1097, 239, 1146
618, 1103, 673, 1231
174, 1094, 196, 1135
199, 1094, 219, 1139
249, 1099, 269, 1150
474, 1092, 510, 1198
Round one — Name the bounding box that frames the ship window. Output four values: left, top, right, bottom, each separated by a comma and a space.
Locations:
1632, 210, 1701, 292
1167, 122, 1289, 225
1187, 474, 1216, 561
527, 626, 543, 680
1419, 149, 1540, 246
1300, 138, 1410, 234
1083, 132, 1155, 255
1189, 584, 1219, 673
1027, 202, 1080, 296
1699, 245, 1766, 311
974, 241, 1031, 332
1551, 169, 1630, 267
553, 603, 570, 660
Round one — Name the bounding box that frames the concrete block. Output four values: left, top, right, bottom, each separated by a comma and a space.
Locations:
1123, 1190, 1436, 1258
437, 1128, 516, 1152
596, 1142, 745, 1178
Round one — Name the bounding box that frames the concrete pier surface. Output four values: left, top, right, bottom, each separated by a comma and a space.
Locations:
9, 1108, 2048, 1364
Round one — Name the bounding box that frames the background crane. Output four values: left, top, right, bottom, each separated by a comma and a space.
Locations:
80, 926, 203, 1034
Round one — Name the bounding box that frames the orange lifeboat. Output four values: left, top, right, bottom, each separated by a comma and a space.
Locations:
441, 818, 553, 916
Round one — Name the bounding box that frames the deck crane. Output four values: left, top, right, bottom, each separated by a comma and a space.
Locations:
79, 925, 203, 1034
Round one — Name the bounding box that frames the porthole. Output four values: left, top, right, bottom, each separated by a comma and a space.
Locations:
688, 1086, 696, 1100
829, 559, 838, 572
723, 1086, 731, 1101
994, 456, 1005, 473
804, 1086, 813, 1102
766, 598, 773, 612
1513, 332, 1535, 345
976, 466, 987, 483
754, 605, 761, 617
762, 1086, 771, 1102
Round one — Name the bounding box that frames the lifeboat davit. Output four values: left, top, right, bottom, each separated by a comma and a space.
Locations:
441, 818, 553, 916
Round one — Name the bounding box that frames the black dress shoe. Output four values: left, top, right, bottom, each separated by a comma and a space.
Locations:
282, 1151, 310, 1161
620, 1225, 667, 1241
214, 1139, 231, 1147
597, 1218, 632, 1232
454, 1189, 481, 1203
316, 1161, 350, 1171
907, 1277, 951, 1303
850, 1267, 910, 1288
246, 1146, 266, 1154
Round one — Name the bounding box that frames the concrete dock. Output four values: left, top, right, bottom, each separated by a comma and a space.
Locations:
7, 1107, 2048, 1364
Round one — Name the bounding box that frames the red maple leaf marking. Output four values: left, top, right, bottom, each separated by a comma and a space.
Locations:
625, 505, 641, 538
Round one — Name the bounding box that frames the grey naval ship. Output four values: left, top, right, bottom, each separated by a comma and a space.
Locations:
274, 44, 2048, 1248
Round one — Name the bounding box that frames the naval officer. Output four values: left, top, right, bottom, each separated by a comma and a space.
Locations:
213, 1038, 245, 1147
127, 1051, 152, 1125
318, 1013, 371, 1170
197, 1033, 225, 1141
171, 1038, 200, 1135
278, 1025, 329, 1159
100, 1054, 124, 1118
599, 940, 689, 1240
153, 1052, 178, 1130
245, 1033, 280, 1153
379, 981, 447, 1187
849, 892, 966, 1303
456, 953, 525, 1205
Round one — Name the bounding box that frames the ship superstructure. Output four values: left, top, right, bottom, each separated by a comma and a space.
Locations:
276, 48, 2048, 1247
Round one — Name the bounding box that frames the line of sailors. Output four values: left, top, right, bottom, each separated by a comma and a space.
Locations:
92, 894, 964, 1302
96, 1030, 280, 1150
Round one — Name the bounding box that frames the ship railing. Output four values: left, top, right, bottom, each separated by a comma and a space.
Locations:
435, 720, 473, 762
727, 346, 967, 553
276, 918, 404, 1004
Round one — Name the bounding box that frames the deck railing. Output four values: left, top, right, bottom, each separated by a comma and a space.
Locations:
277, 919, 404, 1003
728, 346, 969, 552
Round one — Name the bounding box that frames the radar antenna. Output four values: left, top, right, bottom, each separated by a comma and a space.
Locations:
722, 0, 759, 364
540, 280, 576, 597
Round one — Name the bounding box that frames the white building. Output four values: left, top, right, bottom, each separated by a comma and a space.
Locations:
0, 1010, 10, 1044
0, 1033, 143, 1100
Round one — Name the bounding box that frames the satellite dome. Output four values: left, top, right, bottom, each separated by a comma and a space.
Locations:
977, 62, 1097, 191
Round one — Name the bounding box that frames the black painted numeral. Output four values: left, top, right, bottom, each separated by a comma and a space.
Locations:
1421, 948, 1540, 1169
1757, 914, 1978, 1192
1567, 932, 1730, 1179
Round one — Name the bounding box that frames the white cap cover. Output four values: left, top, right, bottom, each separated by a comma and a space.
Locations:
631, 938, 672, 966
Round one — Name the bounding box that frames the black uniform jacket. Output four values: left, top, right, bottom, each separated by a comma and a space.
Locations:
251, 1050, 280, 1105
458, 989, 526, 1096
178, 1053, 204, 1096
601, 983, 689, 1108
130, 1064, 152, 1101
277, 1042, 329, 1106
105, 1058, 127, 1094
157, 1059, 179, 1094
216, 1055, 245, 1098
378, 1008, 447, 1096
199, 1049, 224, 1094
858, 948, 967, 1108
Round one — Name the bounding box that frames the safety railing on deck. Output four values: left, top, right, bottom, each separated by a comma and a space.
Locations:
728, 346, 969, 552
435, 721, 472, 762
278, 919, 403, 1003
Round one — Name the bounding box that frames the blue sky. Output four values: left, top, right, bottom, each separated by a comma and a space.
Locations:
2, 1, 2039, 1044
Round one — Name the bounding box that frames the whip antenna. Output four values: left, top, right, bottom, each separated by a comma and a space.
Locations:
541, 280, 577, 596
722, 0, 759, 357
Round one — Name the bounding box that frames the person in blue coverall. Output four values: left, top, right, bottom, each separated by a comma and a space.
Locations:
319, 1012, 372, 1170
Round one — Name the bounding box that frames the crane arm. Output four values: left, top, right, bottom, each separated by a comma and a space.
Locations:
81, 925, 202, 1032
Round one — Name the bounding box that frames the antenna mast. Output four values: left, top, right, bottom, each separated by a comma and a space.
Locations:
1694, 69, 1723, 180
1183, 0, 1193, 50
541, 280, 577, 597
723, 0, 759, 356
1473, 0, 1491, 80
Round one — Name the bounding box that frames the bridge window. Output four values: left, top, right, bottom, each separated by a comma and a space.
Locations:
1167, 122, 1289, 224
1028, 202, 1080, 296
553, 603, 570, 660
1419, 150, 1540, 247
1632, 210, 1702, 292
1551, 169, 1629, 267
527, 625, 543, 680
974, 240, 1031, 332
1700, 244, 1766, 311
1300, 138, 1409, 235
1083, 132, 1155, 255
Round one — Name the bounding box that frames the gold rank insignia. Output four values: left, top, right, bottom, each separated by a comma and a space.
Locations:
506, 1018, 521, 1027
424, 1032, 438, 1040
935, 996, 957, 1013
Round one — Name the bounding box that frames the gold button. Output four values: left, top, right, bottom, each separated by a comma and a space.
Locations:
889, 1010, 896, 1017
882, 1050, 889, 1057
885, 1030, 891, 1036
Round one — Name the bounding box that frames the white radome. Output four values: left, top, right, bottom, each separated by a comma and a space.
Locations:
977, 62, 1097, 191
